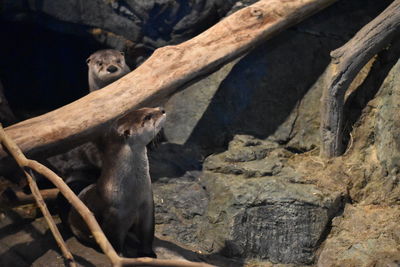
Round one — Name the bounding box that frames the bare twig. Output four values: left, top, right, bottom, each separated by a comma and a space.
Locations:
27, 170, 77, 267
0, 125, 76, 267
0, 124, 215, 267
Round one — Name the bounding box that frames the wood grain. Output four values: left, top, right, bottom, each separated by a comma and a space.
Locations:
0, 0, 337, 166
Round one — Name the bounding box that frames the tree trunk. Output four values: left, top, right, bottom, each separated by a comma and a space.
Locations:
320, 0, 400, 158
0, 0, 337, 170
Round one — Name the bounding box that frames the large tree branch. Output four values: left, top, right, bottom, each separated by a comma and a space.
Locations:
0, 0, 336, 167
320, 0, 400, 158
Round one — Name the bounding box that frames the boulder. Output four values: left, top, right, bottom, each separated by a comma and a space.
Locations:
197, 135, 344, 264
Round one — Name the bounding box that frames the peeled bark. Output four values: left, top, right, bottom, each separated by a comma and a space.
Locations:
0, 0, 337, 168
320, 0, 400, 158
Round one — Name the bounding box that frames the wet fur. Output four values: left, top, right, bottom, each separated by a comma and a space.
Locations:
68, 107, 166, 257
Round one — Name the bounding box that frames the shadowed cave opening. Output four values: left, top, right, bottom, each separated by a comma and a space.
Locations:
0, 20, 107, 118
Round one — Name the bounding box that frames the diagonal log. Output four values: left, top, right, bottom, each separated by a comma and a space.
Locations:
320, 0, 400, 158
0, 0, 337, 168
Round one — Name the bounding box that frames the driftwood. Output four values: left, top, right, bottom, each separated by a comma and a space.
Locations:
0, 125, 76, 267
0, 0, 337, 169
0, 125, 215, 267
320, 0, 400, 158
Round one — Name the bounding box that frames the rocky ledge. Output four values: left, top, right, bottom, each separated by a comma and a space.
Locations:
196, 135, 345, 264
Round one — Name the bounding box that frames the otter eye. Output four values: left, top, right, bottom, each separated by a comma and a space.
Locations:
144, 114, 152, 121
116, 59, 121, 64
97, 61, 103, 66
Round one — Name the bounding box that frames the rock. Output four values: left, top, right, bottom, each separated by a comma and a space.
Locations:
1, 1, 398, 266
153, 171, 208, 247
343, 57, 400, 206
147, 141, 203, 181
0, 210, 60, 267
373, 57, 400, 203
163, 0, 393, 154
317, 205, 400, 267
271, 71, 325, 152
310, 41, 400, 266
46, 142, 102, 176
33, 237, 109, 267
2, 0, 238, 49
204, 135, 287, 178
198, 135, 344, 264
2, 0, 393, 154
163, 59, 238, 145
0, 209, 239, 266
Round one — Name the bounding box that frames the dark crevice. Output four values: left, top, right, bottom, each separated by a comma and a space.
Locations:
285, 146, 310, 154
0, 19, 106, 118
314, 195, 349, 258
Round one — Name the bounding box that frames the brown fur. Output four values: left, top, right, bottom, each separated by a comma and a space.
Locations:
68, 107, 166, 257
87, 49, 130, 91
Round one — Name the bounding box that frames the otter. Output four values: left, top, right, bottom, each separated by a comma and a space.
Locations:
87, 49, 131, 91
67, 107, 166, 257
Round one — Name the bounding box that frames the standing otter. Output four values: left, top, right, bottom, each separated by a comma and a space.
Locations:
87, 49, 131, 91
68, 107, 166, 257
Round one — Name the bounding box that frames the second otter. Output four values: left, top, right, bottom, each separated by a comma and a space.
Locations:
68, 107, 166, 257
87, 49, 130, 91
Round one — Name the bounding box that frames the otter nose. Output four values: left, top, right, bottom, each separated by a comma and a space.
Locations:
107, 65, 118, 73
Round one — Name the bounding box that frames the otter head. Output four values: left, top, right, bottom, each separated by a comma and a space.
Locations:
113, 107, 166, 146
87, 49, 130, 90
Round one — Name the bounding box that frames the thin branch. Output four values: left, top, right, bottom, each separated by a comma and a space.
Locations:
27, 170, 77, 267
0, 125, 76, 267
0, 124, 215, 267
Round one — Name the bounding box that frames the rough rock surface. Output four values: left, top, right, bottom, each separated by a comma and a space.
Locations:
164, 60, 239, 145
1, 0, 240, 65
317, 205, 400, 267
198, 135, 344, 264
1, 0, 399, 266
0, 208, 241, 267
154, 171, 208, 247
343, 57, 400, 206
163, 0, 393, 154
312, 56, 400, 267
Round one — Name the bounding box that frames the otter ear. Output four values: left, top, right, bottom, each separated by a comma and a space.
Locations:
120, 51, 125, 57
116, 123, 132, 138
86, 57, 91, 65
123, 129, 131, 138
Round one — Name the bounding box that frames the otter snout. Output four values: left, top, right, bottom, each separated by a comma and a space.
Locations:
107, 65, 118, 73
